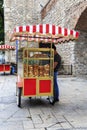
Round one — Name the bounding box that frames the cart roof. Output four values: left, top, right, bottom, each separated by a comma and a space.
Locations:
0, 44, 15, 50
10, 24, 79, 43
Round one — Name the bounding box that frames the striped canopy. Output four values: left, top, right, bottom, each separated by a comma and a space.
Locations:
10, 24, 79, 43
0, 44, 15, 50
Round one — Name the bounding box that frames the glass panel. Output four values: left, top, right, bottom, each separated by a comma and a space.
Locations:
23, 48, 54, 77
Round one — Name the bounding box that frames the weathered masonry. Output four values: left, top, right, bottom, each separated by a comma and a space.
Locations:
4, 0, 87, 75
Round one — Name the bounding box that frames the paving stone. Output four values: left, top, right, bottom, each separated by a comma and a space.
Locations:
23, 120, 34, 129
0, 75, 87, 130
0, 121, 23, 130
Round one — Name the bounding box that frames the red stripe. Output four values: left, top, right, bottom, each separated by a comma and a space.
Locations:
33, 25, 36, 33
14, 28, 16, 32
58, 27, 62, 34
70, 30, 73, 36
7, 45, 9, 49
4, 45, 8, 48
46, 24, 49, 33
39, 24, 43, 33
64, 28, 68, 36
76, 32, 79, 38
52, 25, 55, 35
19, 26, 23, 32
26, 26, 29, 32
2, 45, 3, 48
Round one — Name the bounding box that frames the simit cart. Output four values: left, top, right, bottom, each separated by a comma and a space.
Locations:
10, 24, 79, 107
0, 44, 15, 74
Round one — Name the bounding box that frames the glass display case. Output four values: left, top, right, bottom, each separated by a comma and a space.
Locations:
23, 48, 54, 78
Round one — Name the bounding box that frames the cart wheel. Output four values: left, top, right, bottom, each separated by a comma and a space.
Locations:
17, 88, 22, 107
29, 97, 32, 99
49, 96, 55, 105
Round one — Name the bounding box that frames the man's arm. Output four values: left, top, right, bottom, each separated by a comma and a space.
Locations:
54, 62, 58, 69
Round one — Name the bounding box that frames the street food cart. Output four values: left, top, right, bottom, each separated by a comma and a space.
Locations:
10, 24, 79, 107
0, 44, 15, 74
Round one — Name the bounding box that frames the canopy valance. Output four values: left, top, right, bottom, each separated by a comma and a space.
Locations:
10, 24, 79, 43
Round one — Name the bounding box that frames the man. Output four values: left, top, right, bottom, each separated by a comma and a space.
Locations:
53, 45, 61, 102
40, 42, 61, 102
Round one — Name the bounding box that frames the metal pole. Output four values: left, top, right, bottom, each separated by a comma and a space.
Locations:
16, 40, 18, 64
16, 40, 18, 74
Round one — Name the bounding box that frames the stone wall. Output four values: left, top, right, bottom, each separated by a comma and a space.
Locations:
41, 0, 87, 28
4, 0, 87, 75
4, 0, 34, 33
40, 0, 87, 75
73, 32, 87, 75
4, 0, 49, 33
4, 0, 36, 63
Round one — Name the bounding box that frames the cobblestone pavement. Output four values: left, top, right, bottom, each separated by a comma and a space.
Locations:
0, 75, 87, 130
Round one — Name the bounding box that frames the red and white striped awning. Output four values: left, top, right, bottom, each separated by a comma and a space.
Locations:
0, 44, 15, 50
10, 24, 79, 43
